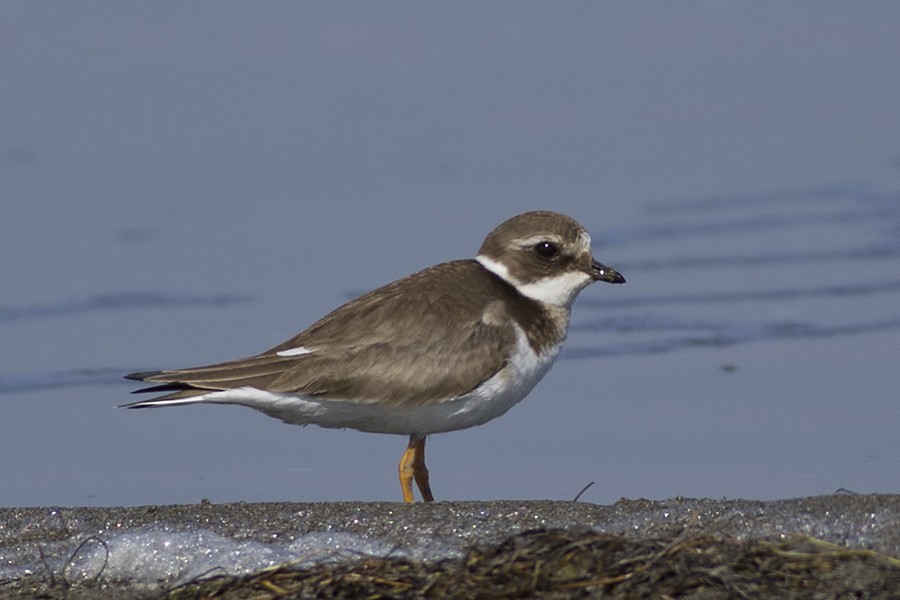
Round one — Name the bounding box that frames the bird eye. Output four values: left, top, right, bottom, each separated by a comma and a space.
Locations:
534, 241, 559, 259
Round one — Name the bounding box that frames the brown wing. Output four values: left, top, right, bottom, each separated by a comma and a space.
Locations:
126, 260, 517, 407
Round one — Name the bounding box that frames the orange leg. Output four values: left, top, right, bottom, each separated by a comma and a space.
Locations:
398, 435, 435, 502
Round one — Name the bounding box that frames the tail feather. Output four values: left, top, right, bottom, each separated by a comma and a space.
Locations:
119, 389, 212, 408
123, 353, 301, 407
122, 370, 219, 407
124, 370, 166, 382
129, 382, 191, 395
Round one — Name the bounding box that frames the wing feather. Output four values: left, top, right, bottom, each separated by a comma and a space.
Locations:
126, 261, 517, 407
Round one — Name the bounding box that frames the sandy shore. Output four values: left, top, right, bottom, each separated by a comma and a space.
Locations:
3, 494, 900, 598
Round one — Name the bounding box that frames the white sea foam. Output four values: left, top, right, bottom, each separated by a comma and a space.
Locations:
7, 527, 459, 588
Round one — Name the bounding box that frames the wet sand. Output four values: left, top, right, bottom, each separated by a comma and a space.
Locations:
3, 494, 900, 598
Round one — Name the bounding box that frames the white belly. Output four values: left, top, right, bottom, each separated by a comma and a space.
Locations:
188, 324, 563, 436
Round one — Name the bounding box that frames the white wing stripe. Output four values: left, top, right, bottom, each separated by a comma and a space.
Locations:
276, 346, 313, 357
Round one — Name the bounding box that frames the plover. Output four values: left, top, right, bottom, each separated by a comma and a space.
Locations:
124, 211, 625, 502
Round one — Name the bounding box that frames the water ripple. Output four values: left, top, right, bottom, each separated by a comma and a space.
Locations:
564, 316, 900, 359
0, 291, 251, 323
580, 280, 900, 309
0, 368, 138, 394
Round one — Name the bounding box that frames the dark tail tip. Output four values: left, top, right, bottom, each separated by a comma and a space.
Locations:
124, 370, 164, 382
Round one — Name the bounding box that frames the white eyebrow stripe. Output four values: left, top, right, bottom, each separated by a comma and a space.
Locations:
277, 346, 313, 357
516, 234, 564, 249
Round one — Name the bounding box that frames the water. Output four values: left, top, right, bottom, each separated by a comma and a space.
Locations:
2, 3, 899, 507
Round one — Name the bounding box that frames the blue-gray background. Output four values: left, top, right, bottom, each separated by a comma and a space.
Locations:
3, 2, 899, 507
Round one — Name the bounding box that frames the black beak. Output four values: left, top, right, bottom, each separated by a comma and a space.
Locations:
590, 259, 625, 284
